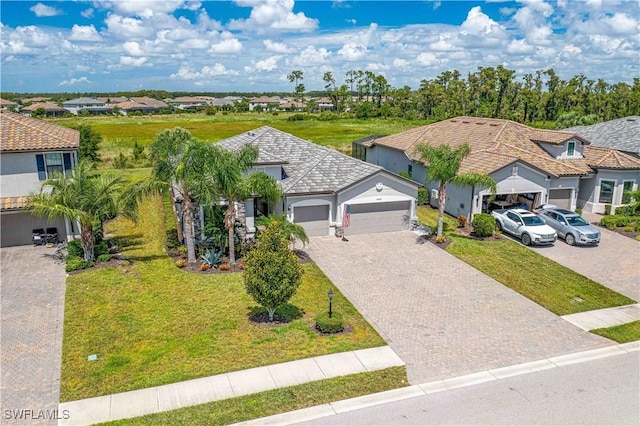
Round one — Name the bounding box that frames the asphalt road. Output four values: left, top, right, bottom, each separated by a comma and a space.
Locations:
296, 351, 640, 425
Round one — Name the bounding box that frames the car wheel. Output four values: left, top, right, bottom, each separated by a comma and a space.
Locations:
565, 234, 576, 246
521, 233, 531, 246
495, 220, 502, 231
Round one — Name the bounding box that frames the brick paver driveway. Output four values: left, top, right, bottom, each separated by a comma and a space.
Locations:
1, 246, 66, 425
529, 227, 639, 301
305, 231, 611, 385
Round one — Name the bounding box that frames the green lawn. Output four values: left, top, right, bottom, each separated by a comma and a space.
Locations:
103, 367, 407, 426
417, 206, 635, 316
60, 195, 385, 401
50, 113, 427, 163
591, 321, 640, 343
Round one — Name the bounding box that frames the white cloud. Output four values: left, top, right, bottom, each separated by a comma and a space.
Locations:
605, 13, 639, 35
254, 55, 281, 71
120, 56, 149, 67
69, 25, 102, 42
337, 42, 367, 60
109, 0, 187, 18
104, 14, 154, 39
393, 58, 409, 68
209, 38, 243, 54
264, 39, 295, 53
229, 0, 318, 33
30, 3, 62, 17
81, 8, 95, 19
461, 6, 506, 36
562, 44, 582, 56
122, 41, 144, 56
416, 52, 438, 66
291, 45, 330, 66
75, 65, 91, 72
507, 38, 534, 54
58, 76, 91, 86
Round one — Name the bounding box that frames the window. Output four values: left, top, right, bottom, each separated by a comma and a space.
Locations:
36, 152, 73, 180
352, 143, 366, 161
407, 164, 413, 179
567, 141, 575, 156
622, 181, 635, 204
598, 180, 615, 204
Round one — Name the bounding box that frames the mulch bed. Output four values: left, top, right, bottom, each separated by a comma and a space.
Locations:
417, 225, 501, 249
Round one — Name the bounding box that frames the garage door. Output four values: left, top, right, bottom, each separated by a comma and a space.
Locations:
0, 212, 66, 247
548, 189, 572, 209
294, 205, 329, 237
346, 201, 410, 235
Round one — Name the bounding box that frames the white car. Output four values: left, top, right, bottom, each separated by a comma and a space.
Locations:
491, 208, 557, 246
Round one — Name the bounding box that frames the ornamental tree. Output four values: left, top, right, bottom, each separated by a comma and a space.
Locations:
244, 222, 303, 322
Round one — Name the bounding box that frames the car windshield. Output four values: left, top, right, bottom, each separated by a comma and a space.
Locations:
522, 215, 545, 226
566, 215, 589, 226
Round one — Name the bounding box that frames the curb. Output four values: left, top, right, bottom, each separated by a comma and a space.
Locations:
234, 342, 639, 425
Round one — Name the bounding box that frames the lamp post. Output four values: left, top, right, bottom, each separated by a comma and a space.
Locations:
328, 289, 334, 318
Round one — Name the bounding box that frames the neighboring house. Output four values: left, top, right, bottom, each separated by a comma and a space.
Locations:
130, 97, 169, 110
0, 98, 19, 110
278, 101, 305, 112
0, 110, 79, 246
110, 101, 157, 115
248, 97, 281, 111
315, 97, 334, 111
565, 116, 640, 158
167, 97, 207, 110
21, 97, 50, 104
358, 116, 640, 218
62, 97, 108, 115
22, 102, 67, 117
186, 127, 419, 238
96, 96, 130, 106
210, 98, 236, 108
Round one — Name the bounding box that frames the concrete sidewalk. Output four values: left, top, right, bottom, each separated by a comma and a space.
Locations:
58, 346, 404, 425
562, 304, 640, 331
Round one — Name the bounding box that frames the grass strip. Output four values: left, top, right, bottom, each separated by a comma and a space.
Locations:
417, 206, 635, 316
60, 195, 384, 401
590, 321, 640, 343
101, 367, 408, 426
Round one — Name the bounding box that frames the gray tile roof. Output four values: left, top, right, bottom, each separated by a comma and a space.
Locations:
216, 126, 388, 195
565, 116, 640, 155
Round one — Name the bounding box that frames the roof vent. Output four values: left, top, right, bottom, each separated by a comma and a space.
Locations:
476, 122, 485, 125
489, 123, 499, 127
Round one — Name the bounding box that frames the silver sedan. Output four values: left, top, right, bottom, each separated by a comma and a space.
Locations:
538, 207, 601, 245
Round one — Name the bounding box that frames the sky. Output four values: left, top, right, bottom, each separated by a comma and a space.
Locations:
1, 0, 638, 94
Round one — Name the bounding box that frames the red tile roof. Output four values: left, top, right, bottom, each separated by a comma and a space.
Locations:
1, 196, 30, 211
1, 110, 79, 152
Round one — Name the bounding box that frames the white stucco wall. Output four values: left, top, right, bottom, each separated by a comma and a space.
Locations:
1, 152, 43, 197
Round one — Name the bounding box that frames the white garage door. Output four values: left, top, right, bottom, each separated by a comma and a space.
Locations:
294, 205, 329, 237
548, 189, 572, 209
346, 201, 411, 235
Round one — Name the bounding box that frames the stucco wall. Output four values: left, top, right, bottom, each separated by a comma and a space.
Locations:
1, 152, 42, 197
0, 211, 66, 247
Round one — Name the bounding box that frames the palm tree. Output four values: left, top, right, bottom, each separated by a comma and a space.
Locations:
29, 160, 125, 261
255, 213, 309, 250
203, 144, 282, 265
123, 128, 214, 263
417, 143, 497, 237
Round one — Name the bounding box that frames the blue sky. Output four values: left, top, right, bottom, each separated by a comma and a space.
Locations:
1, 1, 638, 93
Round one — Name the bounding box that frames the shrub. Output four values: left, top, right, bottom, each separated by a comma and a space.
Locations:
67, 240, 84, 258
600, 216, 632, 229
472, 213, 496, 237
65, 256, 94, 273
615, 205, 637, 216
435, 235, 447, 244
287, 113, 305, 121
96, 254, 111, 262
315, 311, 344, 334
318, 112, 339, 121
417, 188, 429, 206
219, 262, 230, 271
635, 222, 640, 232
457, 215, 468, 228
200, 263, 211, 271
397, 171, 411, 179
623, 226, 635, 232
94, 241, 109, 257
575, 207, 583, 215
200, 249, 223, 268
177, 245, 187, 257
175, 259, 186, 268
604, 204, 612, 215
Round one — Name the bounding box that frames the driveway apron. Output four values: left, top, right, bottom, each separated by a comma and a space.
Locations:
529, 227, 640, 301
305, 231, 611, 385
1, 246, 66, 425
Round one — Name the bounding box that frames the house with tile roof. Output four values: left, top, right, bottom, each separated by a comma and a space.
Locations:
22, 102, 67, 117
0, 98, 19, 110
210, 127, 419, 237
565, 116, 640, 158
1, 110, 80, 246
357, 116, 640, 217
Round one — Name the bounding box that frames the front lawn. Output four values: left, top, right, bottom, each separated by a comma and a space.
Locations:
60, 195, 385, 401
590, 321, 640, 343
104, 367, 408, 426
417, 206, 635, 316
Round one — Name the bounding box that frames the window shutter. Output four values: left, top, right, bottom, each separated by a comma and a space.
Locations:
63, 153, 72, 173
36, 154, 46, 180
